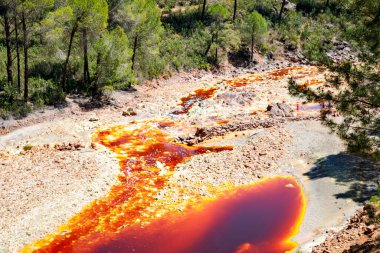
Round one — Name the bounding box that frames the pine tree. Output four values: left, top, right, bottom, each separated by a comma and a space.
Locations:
44, 0, 108, 90
92, 26, 133, 96
116, 0, 163, 77
19, 0, 53, 101
0, 1, 13, 86
205, 3, 240, 65
241, 11, 268, 63
290, 0, 380, 159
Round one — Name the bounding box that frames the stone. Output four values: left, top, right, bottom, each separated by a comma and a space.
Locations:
267, 103, 294, 117
122, 108, 137, 116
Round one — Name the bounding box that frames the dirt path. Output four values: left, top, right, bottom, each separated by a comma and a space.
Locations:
281, 121, 379, 252
1, 63, 378, 252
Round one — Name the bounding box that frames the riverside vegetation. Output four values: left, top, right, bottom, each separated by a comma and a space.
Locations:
2, 0, 377, 157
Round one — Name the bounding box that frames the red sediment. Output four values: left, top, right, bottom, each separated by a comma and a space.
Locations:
225, 66, 319, 88
22, 121, 232, 253
250, 109, 266, 115
217, 120, 229, 125
172, 87, 219, 115
69, 177, 306, 253
267, 66, 304, 80
21, 66, 318, 252
157, 121, 175, 129
226, 75, 264, 87
301, 79, 325, 88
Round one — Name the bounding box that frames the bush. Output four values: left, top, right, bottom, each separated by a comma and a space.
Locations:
30, 78, 65, 107
0, 99, 32, 120
159, 29, 211, 71
276, 10, 304, 48
300, 13, 340, 63
295, 0, 323, 14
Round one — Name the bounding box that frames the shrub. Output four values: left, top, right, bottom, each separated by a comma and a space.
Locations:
30, 78, 65, 107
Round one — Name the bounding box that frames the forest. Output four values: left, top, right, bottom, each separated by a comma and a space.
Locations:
1, 0, 378, 158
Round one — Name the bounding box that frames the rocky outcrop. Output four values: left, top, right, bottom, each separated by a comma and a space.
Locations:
215, 91, 256, 107
177, 119, 284, 145
312, 205, 380, 253
326, 38, 357, 63
267, 103, 294, 117
122, 107, 137, 116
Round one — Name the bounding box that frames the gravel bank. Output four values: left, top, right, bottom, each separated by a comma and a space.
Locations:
0, 146, 119, 252
0, 62, 334, 252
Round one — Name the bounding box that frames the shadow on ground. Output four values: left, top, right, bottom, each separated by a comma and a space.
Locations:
304, 152, 380, 203
344, 238, 380, 253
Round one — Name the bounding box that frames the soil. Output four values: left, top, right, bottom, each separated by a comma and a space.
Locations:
312, 206, 380, 253
0, 59, 378, 253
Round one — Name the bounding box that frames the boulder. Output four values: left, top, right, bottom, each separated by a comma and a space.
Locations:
122, 107, 137, 116
267, 103, 294, 117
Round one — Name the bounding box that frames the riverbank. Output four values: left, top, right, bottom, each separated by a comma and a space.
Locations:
0, 61, 378, 252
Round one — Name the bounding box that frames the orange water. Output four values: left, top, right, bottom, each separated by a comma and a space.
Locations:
85, 177, 305, 253
22, 121, 232, 253
21, 67, 313, 253
172, 87, 219, 115
300, 79, 325, 88
225, 66, 318, 87
226, 75, 264, 87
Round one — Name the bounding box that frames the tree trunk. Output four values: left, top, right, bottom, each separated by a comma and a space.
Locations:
131, 35, 138, 71
324, 0, 330, 10
250, 34, 254, 62
201, 0, 207, 20
3, 10, 13, 85
215, 47, 218, 65
278, 0, 286, 23
14, 8, 21, 92
82, 28, 90, 86
214, 31, 218, 65
62, 23, 77, 91
204, 34, 214, 57
233, 0, 237, 22
22, 12, 28, 102
92, 52, 101, 98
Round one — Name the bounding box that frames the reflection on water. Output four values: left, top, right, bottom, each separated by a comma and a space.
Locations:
87, 177, 305, 253
22, 120, 232, 253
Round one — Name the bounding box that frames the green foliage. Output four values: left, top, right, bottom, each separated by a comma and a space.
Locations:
204, 3, 240, 65
92, 26, 134, 90
345, 0, 380, 58
277, 10, 304, 47
243, 11, 268, 37
0, 98, 32, 120
208, 3, 230, 22
69, 0, 108, 31
23, 145, 33, 151
161, 7, 202, 36
30, 78, 65, 107
0, 0, 378, 134
116, 0, 163, 78
301, 13, 341, 63
289, 62, 380, 159
368, 182, 380, 224
159, 30, 209, 71
289, 0, 380, 160
241, 10, 268, 58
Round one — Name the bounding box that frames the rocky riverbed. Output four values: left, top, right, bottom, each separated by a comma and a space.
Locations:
0, 60, 378, 253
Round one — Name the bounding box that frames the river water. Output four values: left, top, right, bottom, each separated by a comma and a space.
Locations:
22, 66, 321, 253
